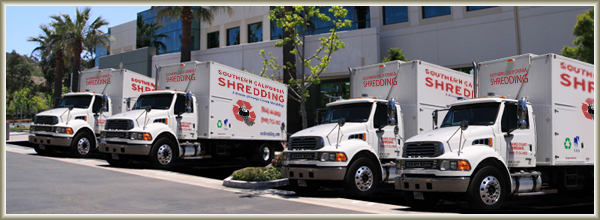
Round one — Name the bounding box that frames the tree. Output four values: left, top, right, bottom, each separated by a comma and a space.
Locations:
561, 9, 593, 64
262, 6, 352, 129
136, 15, 169, 53
152, 6, 233, 62
52, 7, 111, 92
382, 48, 409, 62
6, 51, 36, 103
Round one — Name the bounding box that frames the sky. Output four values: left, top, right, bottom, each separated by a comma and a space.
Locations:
5, 6, 150, 56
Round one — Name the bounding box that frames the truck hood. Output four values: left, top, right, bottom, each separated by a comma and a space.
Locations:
406, 126, 495, 153
36, 107, 89, 123
291, 123, 367, 146
108, 109, 170, 126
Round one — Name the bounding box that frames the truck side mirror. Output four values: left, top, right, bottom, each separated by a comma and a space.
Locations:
126, 97, 131, 111
145, 105, 152, 112
68, 105, 74, 111
432, 110, 438, 127
185, 92, 193, 113
460, 120, 469, 131
280, 122, 285, 131
394, 125, 399, 135
338, 118, 346, 127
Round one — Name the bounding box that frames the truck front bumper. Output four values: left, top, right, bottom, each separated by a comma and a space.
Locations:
29, 135, 72, 147
281, 166, 347, 181
99, 141, 152, 156
395, 176, 470, 192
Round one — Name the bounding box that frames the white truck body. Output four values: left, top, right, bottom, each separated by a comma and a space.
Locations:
29, 68, 153, 157
396, 53, 594, 211
99, 61, 287, 168
281, 60, 473, 197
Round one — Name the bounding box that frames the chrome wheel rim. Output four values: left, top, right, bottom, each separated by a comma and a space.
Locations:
77, 137, 91, 155
479, 175, 501, 205
354, 166, 373, 191
157, 144, 173, 165
261, 145, 271, 161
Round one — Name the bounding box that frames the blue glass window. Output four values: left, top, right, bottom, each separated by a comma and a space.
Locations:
467, 6, 496, 11
207, 31, 219, 49
137, 7, 201, 55
248, 22, 263, 43
383, 6, 408, 25
422, 6, 451, 19
227, 27, 240, 46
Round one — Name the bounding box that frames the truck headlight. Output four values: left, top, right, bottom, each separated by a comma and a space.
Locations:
439, 160, 470, 171
130, 132, 152, 140
56, 127, 73, 134
319, 152, 347, 162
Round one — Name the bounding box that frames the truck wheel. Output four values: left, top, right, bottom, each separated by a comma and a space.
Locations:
34, 144, 55, 156
104, 153, 129, 167
289, 179, 320, 196
466, 166, 507, 212
343, 158, 380, 197
149, 138, 178, 169
253, 143, 274, 166
403, 192, 440, 210
70, 132, 95, 158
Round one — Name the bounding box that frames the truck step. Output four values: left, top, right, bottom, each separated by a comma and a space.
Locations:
513, 192, 545, 196
181, 155, 212, 159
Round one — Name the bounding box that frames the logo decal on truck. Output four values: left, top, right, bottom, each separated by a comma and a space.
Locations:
233, 100, 256, 126
581, 98, 594, 120
564, 138, 571, 150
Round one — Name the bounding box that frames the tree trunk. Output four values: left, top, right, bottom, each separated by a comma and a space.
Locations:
283, 6, 301, 134
54, 50, 64, 108
180, 6, 193, 62
71, 38, 82, 92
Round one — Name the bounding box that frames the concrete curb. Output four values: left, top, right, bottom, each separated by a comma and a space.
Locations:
222, 176, 289, 189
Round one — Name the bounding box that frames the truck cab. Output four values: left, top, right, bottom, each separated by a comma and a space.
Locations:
282, 97, 402, 197
99, 89, 197, 168
397, 96, 538, 211
29, 92, 111, 157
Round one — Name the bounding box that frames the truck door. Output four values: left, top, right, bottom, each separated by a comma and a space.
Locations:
174, 94, 197, 140
501, 102, 536, 167
373, 102, 400, 159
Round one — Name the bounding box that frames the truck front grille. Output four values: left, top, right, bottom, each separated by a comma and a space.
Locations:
105, 132, 128, 138
34, 126, 54, 132
288, 137, 323, 150
105, 119, 134, 130
35, 116, 58, 125
402, 142, 443, 158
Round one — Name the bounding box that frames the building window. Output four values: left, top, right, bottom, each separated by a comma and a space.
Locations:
207, 31, 219, 49
383, 6, 408, 25
467, 6, 497, 11
227, 27, 240, 46
248, 22, 263, 43
422, 6, 451, 19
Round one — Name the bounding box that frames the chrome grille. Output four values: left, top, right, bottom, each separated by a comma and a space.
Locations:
35, 116, 58, 125
403, 160, 437, 169
105, 119, 134, 130
402, 142, 443, 158
288, 137, 323, 150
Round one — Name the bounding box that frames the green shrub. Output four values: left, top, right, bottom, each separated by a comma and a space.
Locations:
231, 167, 282, 181
271, 153, 283, 167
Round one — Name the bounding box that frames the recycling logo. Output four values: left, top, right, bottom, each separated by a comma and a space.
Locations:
564, 137, 572, 150
233, 100, 256, 126
217, 120, 223, 128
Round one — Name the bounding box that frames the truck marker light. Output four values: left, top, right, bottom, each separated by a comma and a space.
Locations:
458, 160, 471, 170
180, 64, 185, 66
488, 138, 493, 147
336, 153, 347, 162
379, 64, 385, 68
66, 128, 73, 134
143, 133, 152, 140
362, 133, 367, 141
508, 58, 515, 62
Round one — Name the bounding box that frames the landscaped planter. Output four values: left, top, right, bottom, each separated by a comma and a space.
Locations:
222, 176, 289, 189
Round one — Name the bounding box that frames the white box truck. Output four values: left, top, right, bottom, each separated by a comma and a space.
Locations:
29, 68, 154, 157
396, 53, 594, 211
99, 61, 287, 169
281, 60, 473, 197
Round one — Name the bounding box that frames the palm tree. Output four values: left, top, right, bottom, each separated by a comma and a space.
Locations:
52, 7, 110, 92
151, 6, 233, 62
136, 17, 169, 53
28, 24, 70, 107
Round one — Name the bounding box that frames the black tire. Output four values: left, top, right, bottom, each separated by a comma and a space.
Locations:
253, 143, 274, 166
343, 157, 380, 198
403, 191, 440, 210
289, 179, 320, 196
34, 144, 55, 156
149, 138, 178, 169
104, 153, 130, 167
70, 132, 95, 158
466, 166, 507, 212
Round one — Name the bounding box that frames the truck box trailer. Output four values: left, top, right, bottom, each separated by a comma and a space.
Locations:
29, 68, 154, 157
99, 61, 287, 168
281, 60, 473, 197
396, 53, 594, 211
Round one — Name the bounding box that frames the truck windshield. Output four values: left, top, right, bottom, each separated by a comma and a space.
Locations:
441, 102, 500, 127
58, 95, 93, 109
133, 94, 174, 110
321, 103, 373, 124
